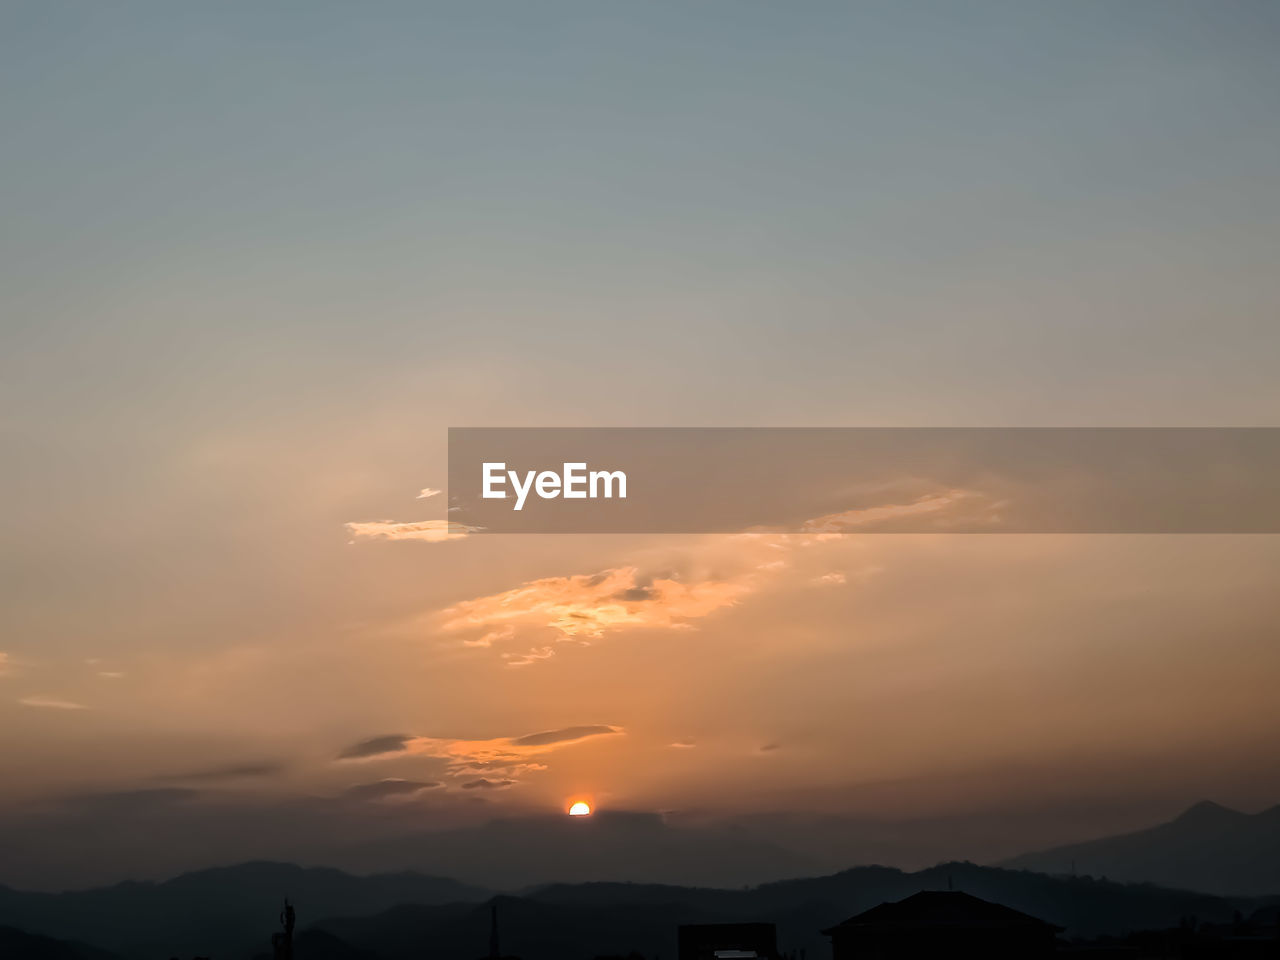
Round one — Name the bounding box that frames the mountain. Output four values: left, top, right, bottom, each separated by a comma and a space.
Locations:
1, 857, 1275, 959
1000, 801, 1280, 895
0, 926, 121, 960
330, 810, 823, 889
0, 861, 490, 960
316, 862, 1278, 960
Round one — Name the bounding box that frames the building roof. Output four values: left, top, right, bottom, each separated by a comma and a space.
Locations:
822, 890, 1060, 935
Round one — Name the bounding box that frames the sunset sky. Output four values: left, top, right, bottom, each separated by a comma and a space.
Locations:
2, 1, 1279, 889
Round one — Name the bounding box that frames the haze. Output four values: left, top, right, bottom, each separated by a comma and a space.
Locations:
2, 1, 1279, 890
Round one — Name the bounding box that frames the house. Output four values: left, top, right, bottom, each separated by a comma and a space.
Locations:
822, 890, 1061, 959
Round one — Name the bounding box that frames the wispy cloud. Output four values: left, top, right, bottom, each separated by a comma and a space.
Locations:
503, 646, 556, 667
345, 519, 479, 543
415, 487, 442, 500
344, 778, 442, 801
360, 482, 985, 664
800, 486, 1001, 533
337, 724, 622, 782
369, 485, 967, 671
461, 777, 516, 790
510, 724, 619, 747
155, 761, 285, 783
337, 734, 416, 760
0, 652, 10, 677
466, 626, 515, 649
18, 696, 88, 710
441, 566, 749, 663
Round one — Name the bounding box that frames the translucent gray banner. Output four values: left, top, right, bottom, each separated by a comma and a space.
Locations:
447, 428, 1280, 534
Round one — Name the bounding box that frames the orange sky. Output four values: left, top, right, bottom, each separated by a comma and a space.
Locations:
2, 0, 1279, 889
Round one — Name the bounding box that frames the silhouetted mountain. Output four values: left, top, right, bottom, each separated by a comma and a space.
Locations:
332, 811, 822, 889
315, 862, 1280, 960
714, 807, 1154, 872
0, 861, 489, 960
1000, 801, 1280, 895
5, 852, 1277, 959
318, 895, 695, 960
0, 925, 121, 960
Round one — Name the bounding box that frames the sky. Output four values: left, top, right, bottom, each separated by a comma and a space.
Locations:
1, 1, 1279, 889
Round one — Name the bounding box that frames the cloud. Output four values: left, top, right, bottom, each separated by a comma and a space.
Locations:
415, 487, 442, 500
800, 486, 1001, 533
19, 696, 88, 710
343, 778, 442, 801
0, 652, 10, 677
337, 725, 621, 781
407, 494, 918, 668
370, 482, 983, 671
337, 734, 415, 760
98, 671, 126, 679
510, 724, 620, 747
759, 741, 782, 753
502, 646, 556, 667
413, 726, 621, 779
345, 519, 479, 543
466, 626, 515, 649
441, 566, 749, 658
155, 761, 285, 783
669, 739, 697, 749
461, 778, 516, 790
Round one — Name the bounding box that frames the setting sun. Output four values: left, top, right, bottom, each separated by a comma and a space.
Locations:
568, 801, 592, 816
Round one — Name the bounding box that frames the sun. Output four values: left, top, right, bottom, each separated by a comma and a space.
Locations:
568, 801, 592, 816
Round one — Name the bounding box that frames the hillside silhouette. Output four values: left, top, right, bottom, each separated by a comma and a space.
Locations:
1, 859, 1261, 960
1001, 801, 1280, 895
315, 862, 1278, 960
0, 925, 121, 960
0, 862, 489, 959
3, 804, 1280, 958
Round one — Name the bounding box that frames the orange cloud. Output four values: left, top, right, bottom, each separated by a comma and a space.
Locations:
345, 519, 479, 543
19, 696, 88, 710
338, 724, 622, 782
800, 484, 1003, 534
466, 626, 515, 649
382, 489, 932, 669
440, 566, 750, 658
503, 646, 556, 667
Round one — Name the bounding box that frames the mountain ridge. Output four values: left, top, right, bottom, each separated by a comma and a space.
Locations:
316, 860, 1280, 960
1000, 801, 1280, 895
0, 860, 491, 960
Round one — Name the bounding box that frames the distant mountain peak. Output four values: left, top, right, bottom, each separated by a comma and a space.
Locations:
1172, 800, 1245, 824
999, 799, 1280, 896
